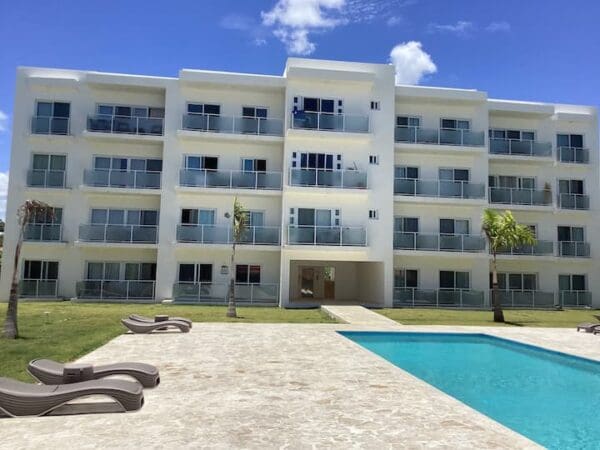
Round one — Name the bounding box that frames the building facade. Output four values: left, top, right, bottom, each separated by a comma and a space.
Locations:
1, 58, 598, 308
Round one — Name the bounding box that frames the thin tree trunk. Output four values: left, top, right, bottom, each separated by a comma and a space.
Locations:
3, 228, 23, 338
491, 254, 505, 323
226, 243, 237, 318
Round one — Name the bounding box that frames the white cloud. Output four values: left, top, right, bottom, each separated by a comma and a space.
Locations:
427, 20, 473, 36
485, 21, 511, 32
389, 41, 437, 85
0, 111, 8, 133
219, 14, 270, 47
0, 171, 8, 220
386, 15, 403, 26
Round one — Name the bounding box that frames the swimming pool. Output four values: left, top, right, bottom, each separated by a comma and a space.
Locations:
340, 332, 600, 449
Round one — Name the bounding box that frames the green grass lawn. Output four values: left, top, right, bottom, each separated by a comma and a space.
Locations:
379, 308, 599, 327
0, 302, 335, 381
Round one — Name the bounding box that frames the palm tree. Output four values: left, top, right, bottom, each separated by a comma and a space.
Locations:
482, 209, 536, 323
225, 197, 247, 318
3, 200, 54, 339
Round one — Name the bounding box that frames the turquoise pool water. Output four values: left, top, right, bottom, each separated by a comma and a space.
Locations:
340, 332, 600, 449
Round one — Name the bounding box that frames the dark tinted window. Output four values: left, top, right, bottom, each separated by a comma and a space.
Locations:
178, 264, 195, 282
198, 264, 212, 282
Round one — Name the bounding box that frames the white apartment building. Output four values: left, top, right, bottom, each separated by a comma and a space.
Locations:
1, 58, 598, 309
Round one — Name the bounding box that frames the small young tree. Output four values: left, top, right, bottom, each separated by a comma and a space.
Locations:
3, 200, 54, 339
482, 209, 536, 323
225, 198, 246, 318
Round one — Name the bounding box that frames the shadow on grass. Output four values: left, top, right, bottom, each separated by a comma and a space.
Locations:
504, 321, 525, 327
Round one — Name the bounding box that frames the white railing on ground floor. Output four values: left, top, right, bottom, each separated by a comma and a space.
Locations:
172, 283, 279, 305
19, 279, 58, 298
393, 288, 485, 308
76, 280, 156, 301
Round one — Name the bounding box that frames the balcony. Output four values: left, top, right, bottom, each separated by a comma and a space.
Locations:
290, 112, 369, 133
393, 288, 485, 308
176, 225, 280, 245
24, 224, 62, 242
181, 114, 283, 136
557, 147, 589, 164
179, 169, 282, 190
31, 116, 69, 135
172, 283, 278, 305
394, 179, 486, 199
560, 291, 592, 307
489, 139, 552, 157
394, 232, 486, 253
493, 290, 556, 308
289, 168, 367, 189
489, 187, 552, 206
19, 279, 58, 298
288, 225, 367, 246
395, 127, 485, 147
27, 170, 66, 188
87, 115, 163, 136
557, 194, 589, 210
76, 280, 155, 300
83, 169, 161, 189
558, 241, 591, 258
78, 224, 158, 244
496, 240, 555, 256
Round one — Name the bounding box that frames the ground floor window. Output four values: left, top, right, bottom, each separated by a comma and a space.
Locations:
394, 269, 418, 288
236, 265, 261, 284
23, 260, 58, 280
439, 271, 469, 289
178, 263, 213, 283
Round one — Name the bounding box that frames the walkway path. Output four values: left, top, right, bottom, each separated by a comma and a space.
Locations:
321, 305, 402, 328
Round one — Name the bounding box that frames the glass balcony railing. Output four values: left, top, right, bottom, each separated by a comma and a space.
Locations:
288, 225, 367, 246
182, 114, 284, 136
558, 241, 591, 258
83, 169, 161, 189
393, 232, 485, 253
489, 139, 552, 157
76, 280, 155, 300
31, 116, 70, 135
559, 291, 592, 307
557, 147, 589, 164
489, 187, 552, 206
393, 288, 485, 308
557, 193, 589, 210
289, 168, 368, 189
172, 282, 278, 305
87, 115, 164, 136
24, 224, 62, 242
179, 169, 282, 190
176, 225, 280, 245
27, 170, 66, 188
496, 240, 555, 256
290, 112, 369, 133
394, 127, 485, 146
394, 178, 486, 199
19, 279, 58, 298
79, 224, 158, 244
493, 290, 556, 308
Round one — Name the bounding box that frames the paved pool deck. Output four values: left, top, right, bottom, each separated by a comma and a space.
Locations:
1, 320, 599, 449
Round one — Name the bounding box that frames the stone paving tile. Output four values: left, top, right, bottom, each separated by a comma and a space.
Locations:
3, 322, 594, 449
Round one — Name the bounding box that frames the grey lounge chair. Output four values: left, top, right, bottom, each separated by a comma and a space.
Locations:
576, 323, 600, 333
121, 318, 190, 334
129, 314, 193, 328
28, 359, 160, 388
0, 377, 143, 417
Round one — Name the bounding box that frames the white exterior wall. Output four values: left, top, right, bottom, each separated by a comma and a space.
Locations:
1, 59, 598, 308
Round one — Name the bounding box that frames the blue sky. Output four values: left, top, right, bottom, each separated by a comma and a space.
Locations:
0, 0, 599, 216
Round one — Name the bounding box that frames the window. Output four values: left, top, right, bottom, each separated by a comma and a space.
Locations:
96, 104, 164, 118
558, 179, 584, 195
86, 262, 120, 280
28, 207, 62, 225
32, 154, 66, 171
489, 129, 535, 141
23, 260, 58, 280
243, 211, 264, 227
178, 264, 213, 283
488, 176, 535, 189
396, 116, 420, 127
368, 210, 379, 220
369, 155, 379, 165
439, 219, 469, 235
394, 166, 419, 179
394, 217, 418, 232
241, 158, 267, 172
490, 273, 537, 290
242, 107, 268, 118
301, 97, 339, 114
557, 134, 584, 148
187, 104, 220, 115
296, 208, 337, 227
185, 156, 218, 170
440, 119, 470, 130
124, 263, 157, 281
296, 152, 339, 170
439, 168, 469, 181
181, 209, 215, 225
557, 226, 584, 242
36, 101, 70, 118
94, 157, 162, 172
370, 101, 380, 111
559, 274, 586, 291
90, 209, 158, 225
235, 265, 261, 283
439, 271, 469, 289
395, 269, 418, 288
